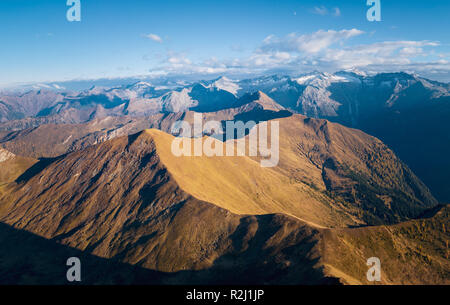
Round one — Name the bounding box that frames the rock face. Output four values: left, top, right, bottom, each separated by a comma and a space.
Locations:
0, 90, 65, 123
0, 148, 14, 162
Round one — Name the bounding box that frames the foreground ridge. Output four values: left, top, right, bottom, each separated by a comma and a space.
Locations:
0, 117, 447, 284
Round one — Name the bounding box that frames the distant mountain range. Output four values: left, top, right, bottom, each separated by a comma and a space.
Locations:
2, 72, 448, 123
1, 71, 449, 202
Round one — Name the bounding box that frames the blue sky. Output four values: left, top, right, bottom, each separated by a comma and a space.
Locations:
0, 0, 449, 87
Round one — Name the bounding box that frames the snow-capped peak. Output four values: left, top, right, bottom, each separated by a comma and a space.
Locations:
295, 71, 355, 86
340, 68, 367, 77
129, 81, 153, 89
202, 76, 241, 95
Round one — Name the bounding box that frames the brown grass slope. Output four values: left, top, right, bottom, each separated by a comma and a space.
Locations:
320, 205, 449, 284
271, 115, 437, 225
148, 129, 345, 228
1, 113, 435, 228
0, 148, 37, 197
0, 131, 335, 284
150, 114, 436, 227
0, 118, 445, 284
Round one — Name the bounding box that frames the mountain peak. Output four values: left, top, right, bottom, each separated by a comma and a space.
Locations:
210, 76, 241, 95
196, 76, 241, 96
127, 81, 153, 89
253, 91, 286, 111
338, 68, 367, 77
295, 71, 354, 86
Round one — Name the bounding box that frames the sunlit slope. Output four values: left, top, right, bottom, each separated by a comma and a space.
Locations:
147, 129, 347, 228
0, 131, 330, 281
149, 113, 436, 227
0, 129, 446, 284
0, 156, 36, 184
0, 148, 37, 197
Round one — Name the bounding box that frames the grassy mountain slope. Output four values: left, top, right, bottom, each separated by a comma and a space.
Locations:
320, 205, 449, 284
0, 117, 446, 284
272, 115, 437, 225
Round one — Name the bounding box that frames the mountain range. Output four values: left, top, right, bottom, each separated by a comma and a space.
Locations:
1, 71, 449, 201
0, 116, 448, 284
0, 71, 449, 284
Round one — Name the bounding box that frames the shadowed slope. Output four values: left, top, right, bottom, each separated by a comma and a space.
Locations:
0, 222, 165, 285
0, 211, 341, 285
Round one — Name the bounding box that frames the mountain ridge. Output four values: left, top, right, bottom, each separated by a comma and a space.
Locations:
3, 70, 448, 202
0, 125, 446, 284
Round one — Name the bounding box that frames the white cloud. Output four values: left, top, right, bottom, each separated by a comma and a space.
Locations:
254, 34, 444, 75
249, 52, 293, 67
399, 47, 424, 56
261, 29, 363, 54
145, 29, 448, 81
312, 6, 341, 17
145, 33, 163, 43
168, 56, 191, 65
149, 52, 232, 76
313, 6, 328, 16
321, 41, 440, 68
